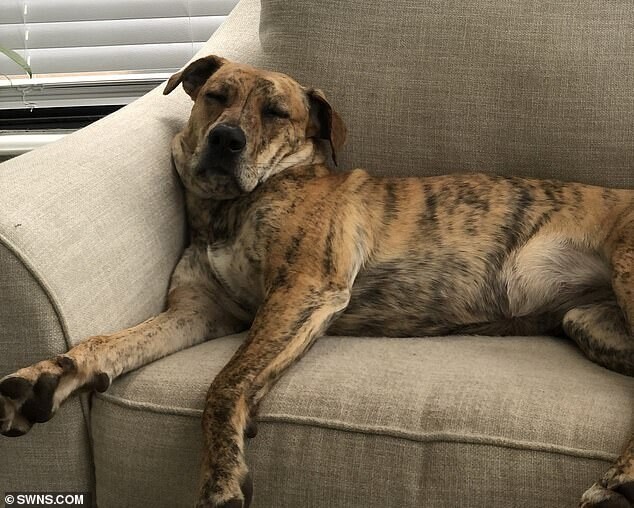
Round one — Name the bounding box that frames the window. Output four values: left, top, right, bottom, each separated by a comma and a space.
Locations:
0, 0, 237, 157
0, 0, 238, 109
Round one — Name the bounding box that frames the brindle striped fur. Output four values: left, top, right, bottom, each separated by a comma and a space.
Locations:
1, 56, 632, 508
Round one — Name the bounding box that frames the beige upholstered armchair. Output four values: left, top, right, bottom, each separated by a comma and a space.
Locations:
1, 0, 632, 506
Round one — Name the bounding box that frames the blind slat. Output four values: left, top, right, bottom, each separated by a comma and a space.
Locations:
0, 17, 226, 50
189, 0, 240, 17
0, 0, 237, 24
0, 43, 206, 76
0, 0, 238, 110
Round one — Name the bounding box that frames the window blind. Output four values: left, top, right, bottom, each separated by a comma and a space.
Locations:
0, 0, 238, 109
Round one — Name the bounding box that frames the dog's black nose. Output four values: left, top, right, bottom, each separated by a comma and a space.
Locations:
208, 124, 246, 156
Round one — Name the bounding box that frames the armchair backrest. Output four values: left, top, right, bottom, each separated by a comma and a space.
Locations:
256, 0, 633, 187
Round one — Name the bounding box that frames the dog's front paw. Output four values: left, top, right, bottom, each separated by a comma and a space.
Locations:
580, 468, 634, 507
0, 355, 110, 437
196, 470, 253, 508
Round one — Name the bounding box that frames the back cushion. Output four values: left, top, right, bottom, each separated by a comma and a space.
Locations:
259, 0, 633, 187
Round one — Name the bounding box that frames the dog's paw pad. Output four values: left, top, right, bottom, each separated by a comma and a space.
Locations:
56, 355, 77, 373
589, 498, 629, 508
244, 420, 257, 439
3, 427, 29, 437
0, 394, 33, 438
20, 373, 60, 423
195, 498, 243, 508
0, 376, 32, 399
216, 500, 243, 508
91, 372, 111, 393
197, 471, 253, 508
580, 482, 632, 508
614, 482, 634, 502
241, 472, 253, 507
0, 361, 65, 436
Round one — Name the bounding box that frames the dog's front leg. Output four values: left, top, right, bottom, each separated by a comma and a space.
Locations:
0, 246, 246, 437
196, 276, 351, 508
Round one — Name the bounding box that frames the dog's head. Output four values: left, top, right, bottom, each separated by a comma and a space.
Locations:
164, 55, 346, 199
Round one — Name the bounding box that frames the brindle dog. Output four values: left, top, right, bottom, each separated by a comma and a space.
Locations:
1, 55, 633, 508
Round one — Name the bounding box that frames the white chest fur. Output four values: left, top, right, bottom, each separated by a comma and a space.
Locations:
207, 241, 264, 316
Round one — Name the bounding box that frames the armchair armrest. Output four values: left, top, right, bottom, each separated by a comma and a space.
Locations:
0, 82, 190, 492
0, 0, 261, 492
0, 90, 189, 362
0, 0, 262, 373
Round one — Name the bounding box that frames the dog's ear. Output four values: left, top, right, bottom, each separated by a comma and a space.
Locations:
306, 88, 347, 166
164, 55, 227, 99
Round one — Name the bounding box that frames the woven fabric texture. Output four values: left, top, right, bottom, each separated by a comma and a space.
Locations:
2, 0, 633, 503
258, 0, 634, 187
92, 334, 634, 508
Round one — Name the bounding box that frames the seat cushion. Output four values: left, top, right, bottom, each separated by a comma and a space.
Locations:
91, 334, 633, 508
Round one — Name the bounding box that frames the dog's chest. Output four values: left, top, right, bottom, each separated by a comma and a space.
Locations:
207, 237, 265, 315
203, 187, 306, 316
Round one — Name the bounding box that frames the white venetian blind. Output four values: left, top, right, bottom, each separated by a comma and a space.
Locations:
0, 0, 238, 109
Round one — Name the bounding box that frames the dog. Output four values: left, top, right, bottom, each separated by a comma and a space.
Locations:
0, 55, 632, 508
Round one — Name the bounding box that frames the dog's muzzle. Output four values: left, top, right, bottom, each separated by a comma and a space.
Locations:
202, 124, 247, 178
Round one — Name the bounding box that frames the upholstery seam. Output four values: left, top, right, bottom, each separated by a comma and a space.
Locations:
0, 232, 73, 358
94, 392, 619, 463
0, 233, 94, 433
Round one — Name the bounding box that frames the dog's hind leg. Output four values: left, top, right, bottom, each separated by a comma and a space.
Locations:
609, 207, 634, 337
0, 246, 246, 437
579, 442, 634, 508
563, 302, 634, 507
563, 300, 634, 377
571, 208, 634, 508
196, 277, 351, 508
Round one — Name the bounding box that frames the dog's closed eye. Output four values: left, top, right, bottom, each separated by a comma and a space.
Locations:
262, 104, 290, 120
205, 91, 228, 105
